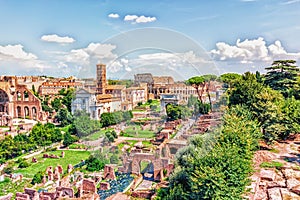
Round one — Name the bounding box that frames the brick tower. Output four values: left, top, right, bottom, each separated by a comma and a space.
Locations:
96, 64, 106, 95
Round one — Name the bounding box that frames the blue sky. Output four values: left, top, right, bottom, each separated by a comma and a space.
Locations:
0, 0, 300, 79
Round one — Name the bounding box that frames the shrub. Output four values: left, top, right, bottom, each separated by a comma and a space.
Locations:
18, 160, 30, 168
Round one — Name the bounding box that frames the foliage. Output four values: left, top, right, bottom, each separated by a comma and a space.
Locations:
72, 110, 102, 137
59, 88, 75, 112
0, 123, 62, 162
63, 132, 79, 146
18, 160, 30, 168
31, 171, 44, 184
0, 178, 32, 198
202, 74, 218, 111
186, 76, 205, 103
100, 111, 133, 127
198, 102, 211, 114
227, 71, 300, 142
264, 60, 300, 98
104, 130, 116, 143
157, 106, 261, 199
55, 108, 73, 127
166, 104, 191, 121
219, 73, 242, 89
51, 98, 62, 112
85, 155, 109, 172
30, 122, 63, 146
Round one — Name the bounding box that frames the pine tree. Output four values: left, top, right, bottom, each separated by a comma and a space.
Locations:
264, 60, 299, 97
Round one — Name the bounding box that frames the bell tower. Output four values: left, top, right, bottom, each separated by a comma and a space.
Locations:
96, 64, 106, 95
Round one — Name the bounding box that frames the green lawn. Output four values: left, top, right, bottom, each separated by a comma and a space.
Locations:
82, 128, 113, 141
122, 125, 155, 138
14, 150, 90, 178
142, 141, 154, 148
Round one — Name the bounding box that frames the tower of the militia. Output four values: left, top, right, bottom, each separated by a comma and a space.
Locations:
96, 64, 106, 95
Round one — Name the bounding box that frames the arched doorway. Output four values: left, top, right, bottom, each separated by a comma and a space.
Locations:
32, 107, 37, 119
17, 106, 22, 118
0, 89, 9, 114
24, 106, 30, 118
139, 159, 154, 180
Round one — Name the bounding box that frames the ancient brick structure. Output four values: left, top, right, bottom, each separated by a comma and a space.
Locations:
16, 192, 30, 200
67, 164, 73, 173
82, 179, 97, 194
56, 187, 74, 198
96, 64, 106, 95
104, 164, 116, 180
24, 188, 39, 200
0, 76, 45, 122
56, 165, 63, 174
119, 152, 172, 181
48, 170, 53, 181
32, 157, 37, 163
100, 182, 110, 190
0, 193, 13, 200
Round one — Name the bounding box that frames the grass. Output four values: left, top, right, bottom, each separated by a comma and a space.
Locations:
140, 160, 151, 173
269, 148, 280, 153
14, 150, 90, 178
82, 128, 113, 141
122, 125, 155, 138
117, 140, 139, 151
142, 141, 154, 148
260, 161, 284, 169
0, 178, 32, 198
68, 143, 87, 149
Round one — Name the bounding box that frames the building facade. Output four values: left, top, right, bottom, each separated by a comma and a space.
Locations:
0, 76, 46, 124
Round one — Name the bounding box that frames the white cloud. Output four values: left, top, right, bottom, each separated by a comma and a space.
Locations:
124, 15, 156, 23
0, 44, 52, 74
211, 37, 300, 65
108, 13, 119, 18
124, 15, 138, 21
136, 16, 157, 23
281, 0, 300, 5
0, 44, 37, 60
211, 37, 269, 63
41, 34, 75, 44
63, 43, 117, 67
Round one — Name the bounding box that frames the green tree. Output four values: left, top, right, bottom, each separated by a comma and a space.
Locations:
85, 155, 108, 172
158, 106, 261, 199
55, 108, 73, 127
51, 98, 62, 112
202, 74, 218, 111
73, 111, 101, 137
219, 73, 242, 89
228, 72, 264, 107
186, 76, 205, 103
63, 132, 79, 146
60, 88, 75, 112
264, 60, 300, 98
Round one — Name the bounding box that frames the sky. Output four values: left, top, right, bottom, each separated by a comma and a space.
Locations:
0, 0, 300, 80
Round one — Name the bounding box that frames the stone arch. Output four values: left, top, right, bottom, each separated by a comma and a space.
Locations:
24, 91, 29, 101
131, 153, 155, 175
16, 91, 22, 101
24, 106, 30, 118
139, 159, 154, 178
